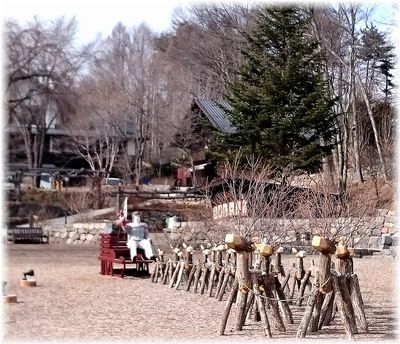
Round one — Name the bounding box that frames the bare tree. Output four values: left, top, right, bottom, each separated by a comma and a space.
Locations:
209, 152, 302, 246
297, 177, 376, 247
309, 4, 395, 190
165, 3, 255, 98
81, 23, 172, 185
6, 17, 93, 184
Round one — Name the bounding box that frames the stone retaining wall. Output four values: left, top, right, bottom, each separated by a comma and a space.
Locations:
42, 209, 397, 258
43, 222, 113, 244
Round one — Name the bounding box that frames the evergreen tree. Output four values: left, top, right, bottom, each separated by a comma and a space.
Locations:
213, 6, 337, 172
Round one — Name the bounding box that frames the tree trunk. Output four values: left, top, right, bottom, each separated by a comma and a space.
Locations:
357, 75, 389, 181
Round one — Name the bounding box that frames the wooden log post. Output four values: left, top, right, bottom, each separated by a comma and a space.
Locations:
169, 252, 184, 288
161, 259, 171, 285
193, 260, 203, 293
151, 261, 160, 283
348, 273, 368, 333
245, 290, 255, 320
156, 249, 165, 282
296, 287, 319, 338
217, 266, 233, 301
272, 246, 285, 277
262, 274, 286, 332
174, 254, 186, 291
235, 252, 250, 331
219, 279, 239, 335
207, 246, 218, 296
252, 273, 272, 337
199, 249, 211, 294
256, 243, 274, 273
331, 272, 355, 339
295, 251, 306, 282
297, 270, 312, 307
338, 274, 358, 334
296, 251, 310, 306
318, 290, 335, 329
185, 259, 197, 292
225, 234, 253, 331
216, 249, 236, 301
274, 275, 294, 324
312, 236, 335, 294
180, 244, 194, 285
281, 272, 290, 292
335, 242, 353, 275
214, 246, 228, 299
308, 286, 324, 332
215, 267, 226, 299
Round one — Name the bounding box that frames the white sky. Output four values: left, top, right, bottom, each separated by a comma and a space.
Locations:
2, 0, 190, 43
2, 0, 398, 44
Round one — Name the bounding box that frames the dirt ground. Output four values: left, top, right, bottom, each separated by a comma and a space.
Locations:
2, 243, 399, 342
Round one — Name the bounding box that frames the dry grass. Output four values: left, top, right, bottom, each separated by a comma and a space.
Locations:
3, 244, 398, 341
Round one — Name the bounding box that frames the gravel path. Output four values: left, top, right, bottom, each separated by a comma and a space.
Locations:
3, 244, 398, 341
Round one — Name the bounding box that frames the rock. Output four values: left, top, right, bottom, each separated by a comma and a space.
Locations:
371, 226, 383, 236
377, 208, 389, 217
79, 234, 86, 241
54, 232, 60, 238
381, 227, 389, 234
86, 234, 94, 241
389, 246, 398, 259
78, 228, 86, 234
60, 232, 68, 239
66, 238, 74, 244
368, 236, 380, 248
97, 222, 107, 229
381, 235, 393, 246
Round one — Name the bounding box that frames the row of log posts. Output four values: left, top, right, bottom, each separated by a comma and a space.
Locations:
151, 248, 165, 283
150, 234, 368, 340
216, 248, 236, 301
220, 235, 294, 337
296, 235, 368, 339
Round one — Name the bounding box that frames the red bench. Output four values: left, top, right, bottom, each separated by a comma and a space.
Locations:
98, 232, 153, 278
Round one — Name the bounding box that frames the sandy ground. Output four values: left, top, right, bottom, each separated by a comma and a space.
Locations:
2, 243, 399, 342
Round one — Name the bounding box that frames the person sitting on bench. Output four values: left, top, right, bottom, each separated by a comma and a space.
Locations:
118, 211, 156, 261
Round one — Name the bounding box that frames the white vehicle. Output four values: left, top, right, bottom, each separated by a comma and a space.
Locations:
104, 178, 124, 187
40, 173, 54, 189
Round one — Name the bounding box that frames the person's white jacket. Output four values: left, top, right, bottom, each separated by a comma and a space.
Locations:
120, 214, 155, 260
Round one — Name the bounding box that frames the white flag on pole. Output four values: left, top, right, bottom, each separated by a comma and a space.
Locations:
123, 197, 128, 218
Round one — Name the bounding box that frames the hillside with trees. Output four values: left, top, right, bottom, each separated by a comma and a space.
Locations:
5, 3, 396, 205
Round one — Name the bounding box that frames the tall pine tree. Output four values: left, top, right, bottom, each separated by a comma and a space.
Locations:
214, 6, 336, 172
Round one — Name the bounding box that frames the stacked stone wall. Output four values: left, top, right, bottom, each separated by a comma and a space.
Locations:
41, 209, 397, 258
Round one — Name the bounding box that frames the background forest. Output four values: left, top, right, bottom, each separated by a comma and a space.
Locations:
5, 3, 396, 200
